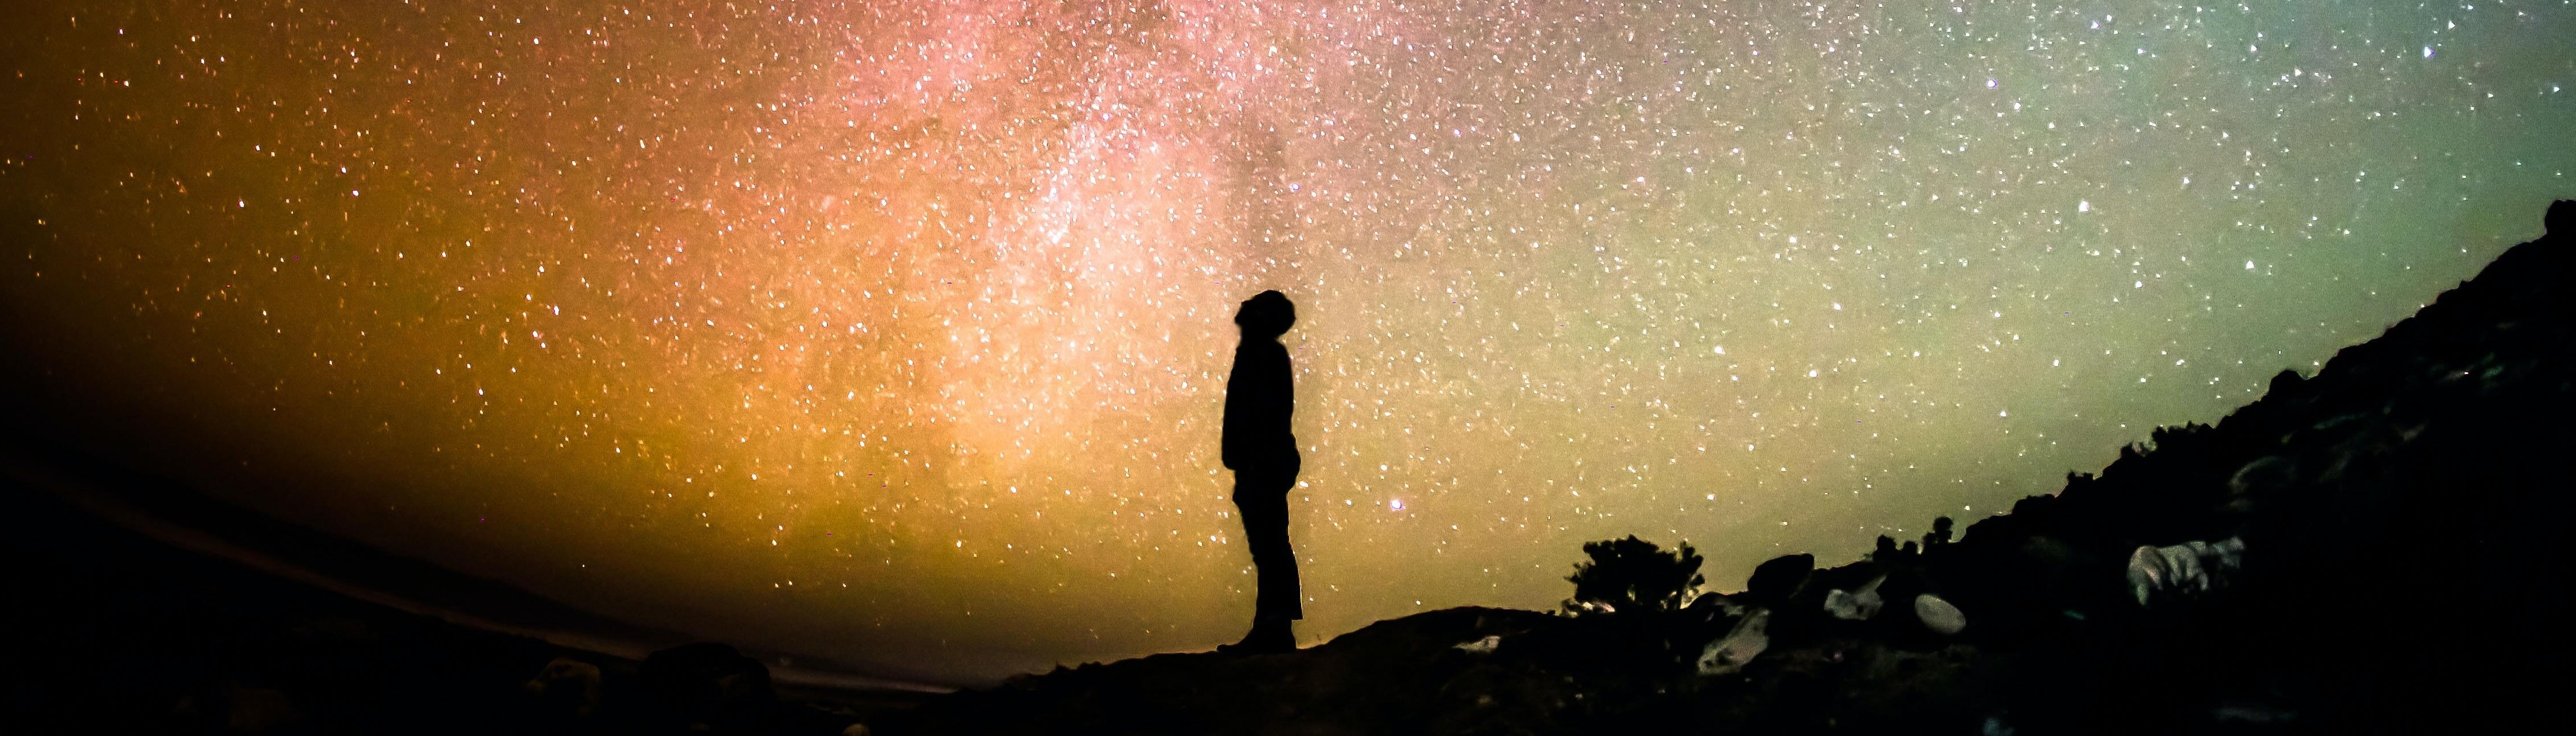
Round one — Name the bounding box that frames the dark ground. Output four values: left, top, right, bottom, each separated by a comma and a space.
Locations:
0, 455, 936, 735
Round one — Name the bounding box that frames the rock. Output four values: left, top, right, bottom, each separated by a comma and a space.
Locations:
521, 656, 603, 719
1744, 553, 1815, 606
2228, 457, 2294, 514
2126, 544, 2203, 605
2207, 538, 2247, 567
1687, 591, 1743, 615
1696, 608, 1772, 676
1823, 575, 1887, 621
1914, 594, 1966, 635
227, 687, 299, 733
2126, 537, 2247, 606
175, 683, 300, 734
641, 642, 775, 727
1453, 634, 1502, 654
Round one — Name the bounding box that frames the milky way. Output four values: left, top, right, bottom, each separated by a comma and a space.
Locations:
3, 0, 2569, 683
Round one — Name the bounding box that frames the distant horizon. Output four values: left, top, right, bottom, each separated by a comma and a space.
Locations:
0, 441, 965, 690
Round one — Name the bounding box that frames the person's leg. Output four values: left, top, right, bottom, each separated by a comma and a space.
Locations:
1231, 477, 1298, 651
1248, 505, 1301, 622
1240, 474, 1302, 619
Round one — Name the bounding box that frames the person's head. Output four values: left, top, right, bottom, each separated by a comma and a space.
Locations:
1234, 290, 1295, 338
2549, 200, 2574, 237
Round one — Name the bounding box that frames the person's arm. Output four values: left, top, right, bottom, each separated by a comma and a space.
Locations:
1221, 344, 1256, 470
1223, 341, 1295, 470
1255, 342, 1297, 466
1263, 342, 1294, 426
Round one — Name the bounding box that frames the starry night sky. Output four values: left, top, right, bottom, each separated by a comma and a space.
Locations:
3, 0, 2569, 683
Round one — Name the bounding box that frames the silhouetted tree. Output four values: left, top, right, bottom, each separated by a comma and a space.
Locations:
1923, 516, 1955, 548
1563, 536, 1704, 616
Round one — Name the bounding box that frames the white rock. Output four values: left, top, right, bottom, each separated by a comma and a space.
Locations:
2204, 536, 2247, 573
1823, 575, 1887, 621
1696, 608, 1771, 676
1915, 594, 1967, 635
1453, 634, 1502, 654
2126, 536, 2247, 606
2126, 547, 2161, 605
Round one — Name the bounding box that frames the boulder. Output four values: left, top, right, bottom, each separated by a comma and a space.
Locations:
1823, 575, 1887, 621
640, 642, 775, 728
1696, 608, 1772, 676
2125, 537, 2247, 606
1914, 594, 1967, 635
1744, 553, 1815, 606
521, 656, 603, 719
1453, 634, 1502, 655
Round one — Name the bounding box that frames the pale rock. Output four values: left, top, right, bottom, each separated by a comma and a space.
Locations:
1453, 634, 1502, 654
2126, 536, 2247, 606
1824, 575, 1887, 621
1915, 593, 1967, 635
1696, 608, 1772, 676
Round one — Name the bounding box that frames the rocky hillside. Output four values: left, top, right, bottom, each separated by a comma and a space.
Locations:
882, 201, 2576, 736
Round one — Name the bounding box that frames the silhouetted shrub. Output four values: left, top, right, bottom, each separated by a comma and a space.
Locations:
1563, 536, 1704, 616
1922, 516, 1955, 548
1873, 535, 1902, 561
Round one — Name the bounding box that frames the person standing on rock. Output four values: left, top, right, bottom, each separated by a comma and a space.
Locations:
1221, 290, 1303, 653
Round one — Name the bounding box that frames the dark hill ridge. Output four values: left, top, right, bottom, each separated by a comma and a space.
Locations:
0, 447, 933, 734
884, 200, 2576, 735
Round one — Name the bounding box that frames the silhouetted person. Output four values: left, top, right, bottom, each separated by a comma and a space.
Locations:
1221, 290, 1302, 653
